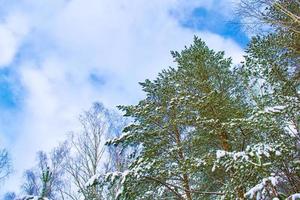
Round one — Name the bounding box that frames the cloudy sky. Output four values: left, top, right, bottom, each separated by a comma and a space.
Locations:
0, 0, 248, 195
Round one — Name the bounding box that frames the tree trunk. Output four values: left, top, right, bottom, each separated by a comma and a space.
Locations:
219, 130, 245, 199
174, 127, 193, 200
219, 131, 230, 151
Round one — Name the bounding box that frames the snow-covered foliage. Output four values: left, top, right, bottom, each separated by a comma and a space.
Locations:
16, 196, 49, 200
287, 194, 300, 200
85, 173, 102, 188
104, 31, 300, 200
214, 143, 287, 172
244, 177, 280, 199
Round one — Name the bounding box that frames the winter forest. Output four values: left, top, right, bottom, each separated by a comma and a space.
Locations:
0, 0, 299, 200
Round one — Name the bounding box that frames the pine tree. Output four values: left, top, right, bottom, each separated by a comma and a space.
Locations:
228, 32, 300, 199
106, 34, 299, 199
107, 37, 250, 199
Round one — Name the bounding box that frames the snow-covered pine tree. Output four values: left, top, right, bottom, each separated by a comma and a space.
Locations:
219, 33, 299, 199
213, 0, 300, 198
106, 37, 251, 199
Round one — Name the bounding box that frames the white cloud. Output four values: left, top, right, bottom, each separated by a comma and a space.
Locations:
0, 12, 30, 67
0, 0, 245, 195
0, 27, 17, 67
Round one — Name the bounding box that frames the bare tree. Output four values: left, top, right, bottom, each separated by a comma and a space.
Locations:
3, 192, 16, 200
64, 103, 108, 200
15, 103, 128, 200
64, 103, 129, 200
22, 170, 40, 196
20, 142, 69, 200
0, 149, 11, 183
237, 0, 299, 37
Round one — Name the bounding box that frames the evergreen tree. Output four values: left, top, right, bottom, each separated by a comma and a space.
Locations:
106, 32, 299, 200
107, 37, 250, 199
225, 32, 300, 199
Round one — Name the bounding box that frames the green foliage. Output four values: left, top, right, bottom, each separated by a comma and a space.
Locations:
41, 167, 52, 198
106, 37, 253, 199
106, 30, 299, 199
83, 2, 300, 199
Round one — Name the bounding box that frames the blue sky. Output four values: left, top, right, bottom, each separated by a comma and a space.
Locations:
0, 69, 16, 108
0, 0, 248, 195
177, 7, 249, 46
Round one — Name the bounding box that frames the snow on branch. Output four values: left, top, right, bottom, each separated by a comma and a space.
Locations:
244, 176, 280, 199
